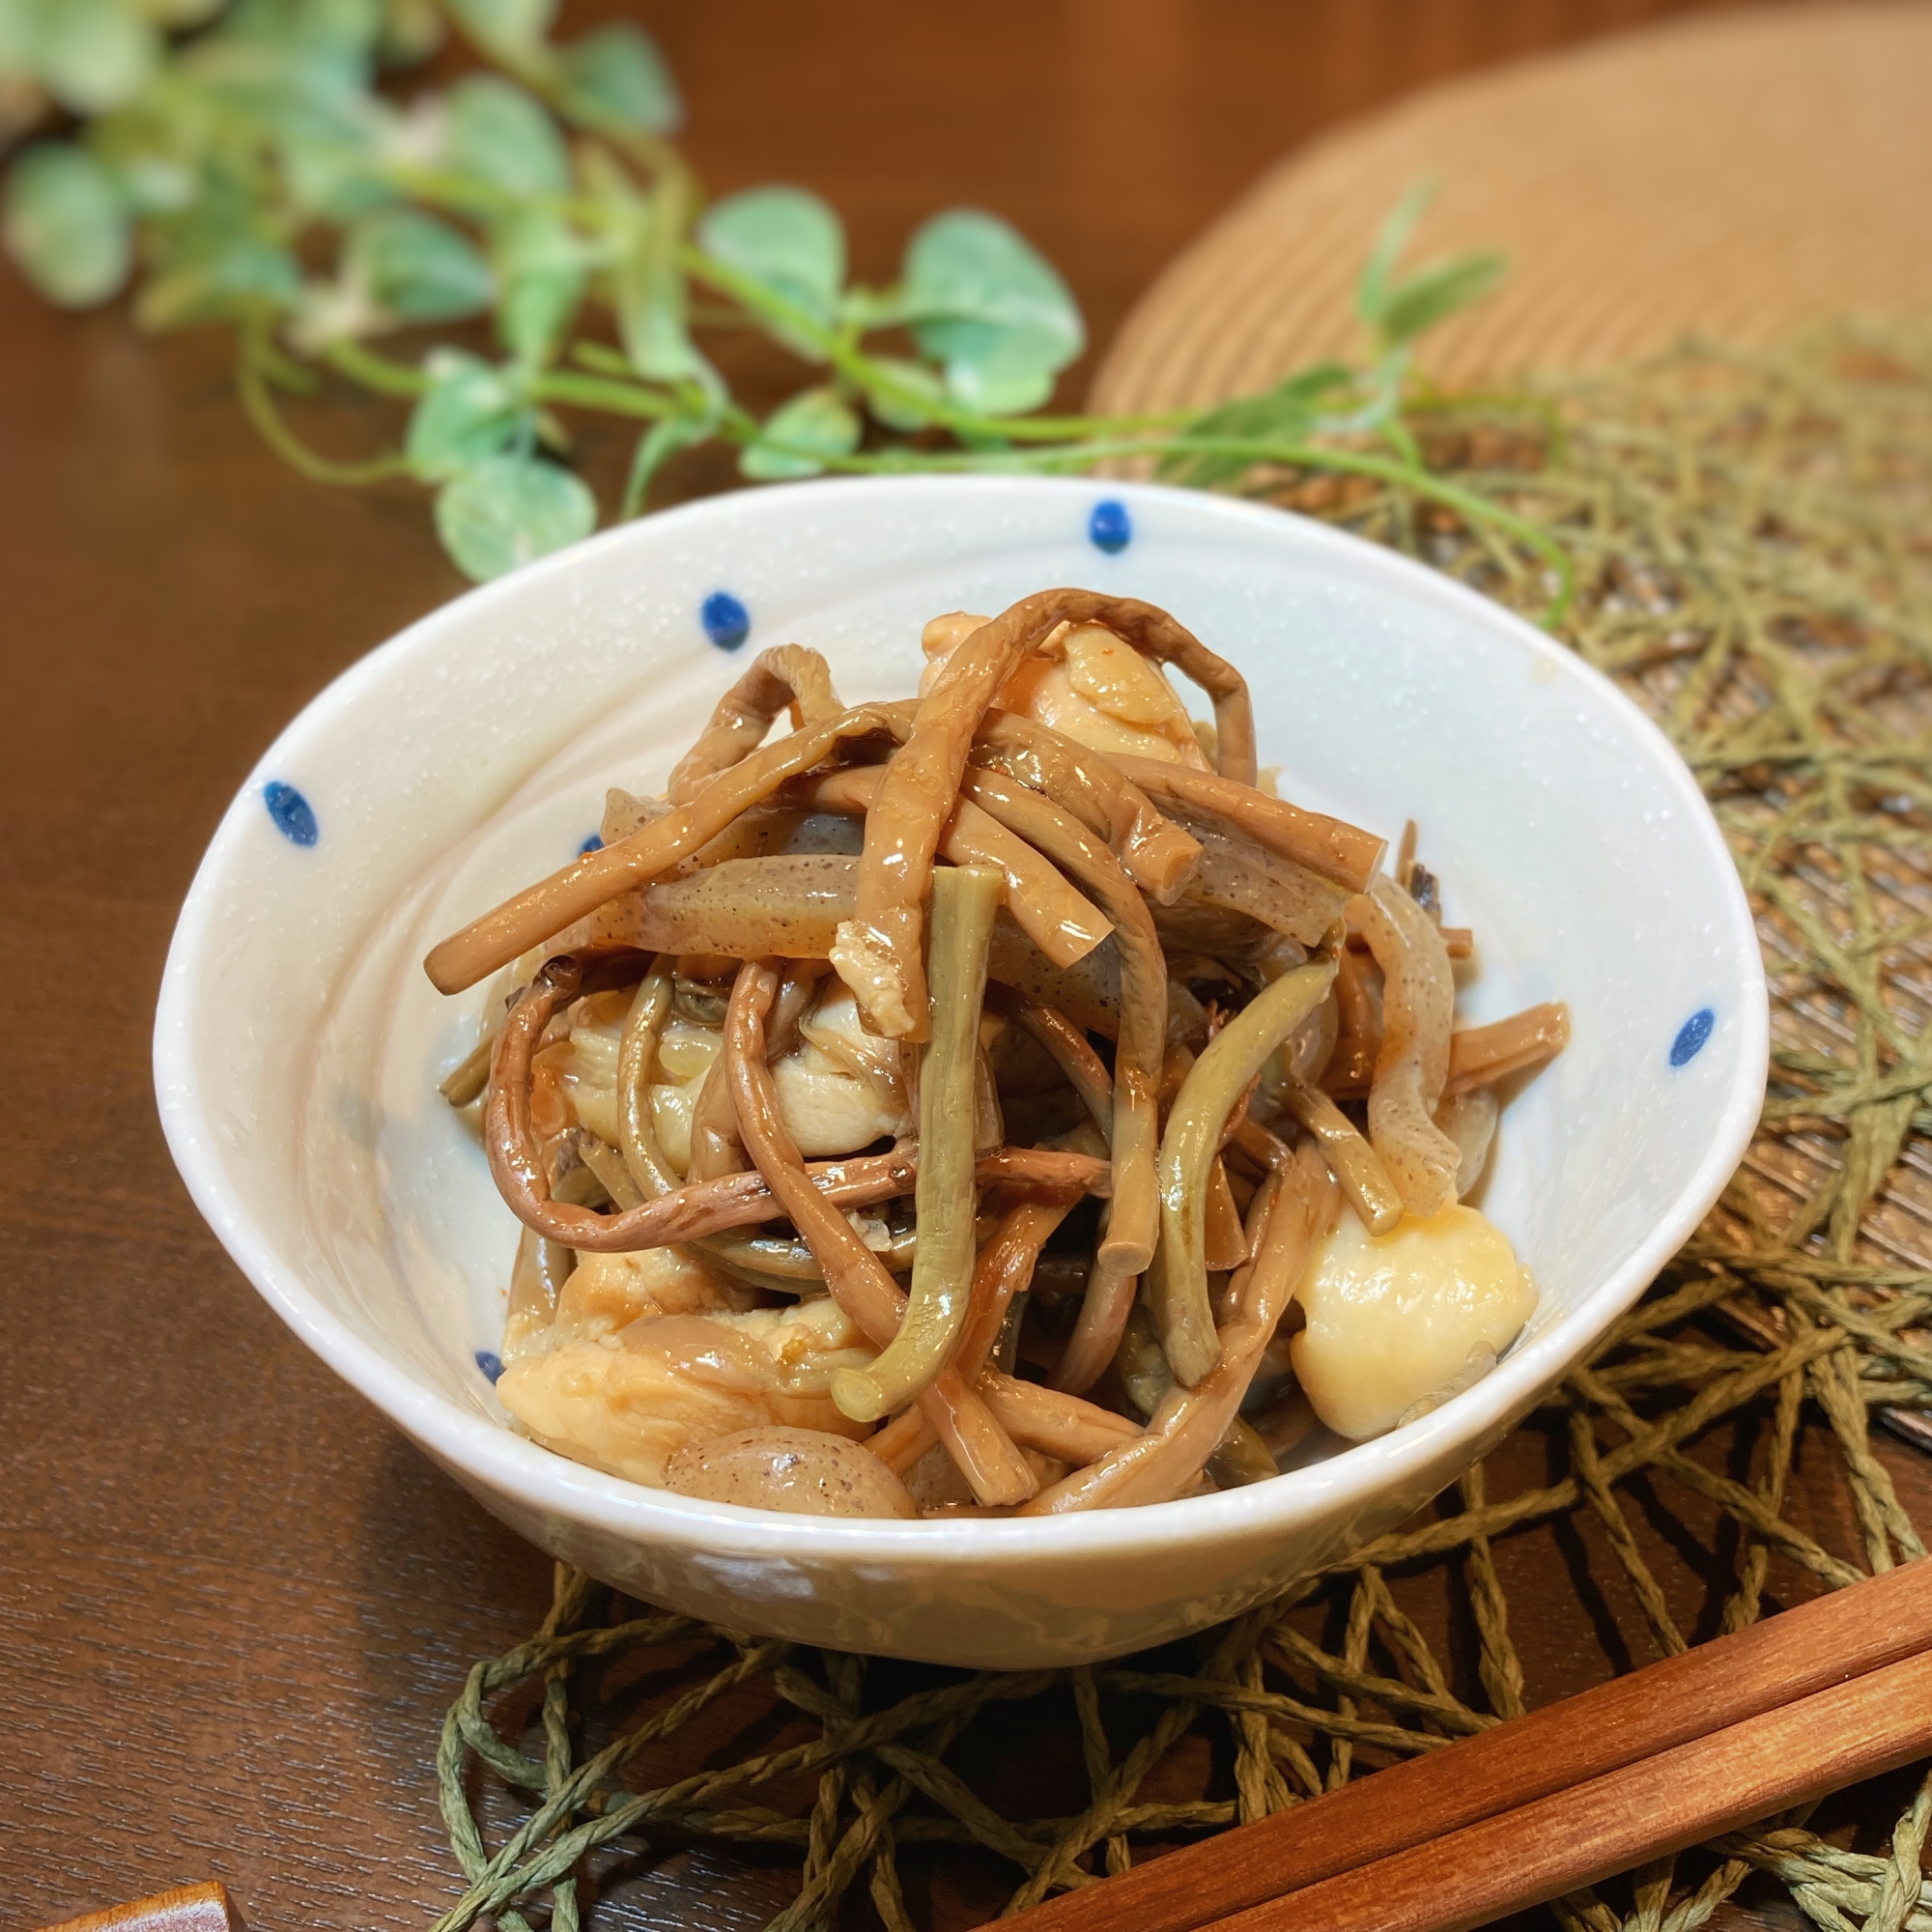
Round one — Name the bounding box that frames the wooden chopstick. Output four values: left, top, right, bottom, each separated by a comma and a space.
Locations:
37, 1882, 245, 1932
1009, 1555, 1932, 1932
1219, 1645, 1932, 1932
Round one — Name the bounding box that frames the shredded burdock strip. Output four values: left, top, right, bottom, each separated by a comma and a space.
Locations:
838, 591, 1263, 1039
1112, 755, 1384, 895
834, 866, 1006, 1423
795, 766, 1108, 969
1353, 873, 1462, 1216
980, 1373, 1142, 1466
1026, 1141, 1337, 1514
984, 991, 1150, 1397
880, 698, 1204, 902
959, 769, 1166, 1289
724, 952, 1037, 1506
965, 708, 1203, 901
1151, 957, 1338, 1385
1443, 1002, 1573, 1095
1267, 1073, 1405, 1235
425, 701, 900, 995
989, 987, 1114, 1136
868, 1179, 1088, 1476
614, 955, 870, 1285
488, 967, 1104, 1253
666, 643, 845, 805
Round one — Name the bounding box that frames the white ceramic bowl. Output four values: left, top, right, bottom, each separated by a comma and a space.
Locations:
155, 476, 1765, 1668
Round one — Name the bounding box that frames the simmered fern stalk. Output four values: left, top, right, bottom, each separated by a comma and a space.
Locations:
431, 593, 1570, 1516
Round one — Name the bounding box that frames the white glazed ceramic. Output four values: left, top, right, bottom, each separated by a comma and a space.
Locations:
154, 476, 1766, 1668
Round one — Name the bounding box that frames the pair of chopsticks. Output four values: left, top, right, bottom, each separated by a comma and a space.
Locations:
1009, 1556, 1932, 1932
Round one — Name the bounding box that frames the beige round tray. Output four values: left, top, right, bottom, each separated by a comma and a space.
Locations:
1092, 2, 1932, 411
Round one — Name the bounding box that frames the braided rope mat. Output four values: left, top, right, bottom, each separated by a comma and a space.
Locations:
429, 322, 1932, 1932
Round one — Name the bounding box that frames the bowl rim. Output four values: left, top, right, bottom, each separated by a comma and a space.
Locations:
154, 472, 1769, 1565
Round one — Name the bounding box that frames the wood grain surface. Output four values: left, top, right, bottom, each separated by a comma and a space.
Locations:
2, 5, 1918, 1931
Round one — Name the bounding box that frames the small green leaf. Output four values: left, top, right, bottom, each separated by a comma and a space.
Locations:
739, 385, 860, 481
1378, 252, 1505, 348
554, 22, 681, 133
442, 0, 554, 55
903, 210, 1083, 412
939, 355, 1053, 416
345, 208, 494, 324
135, 235, 302, 328
1158, 362, 1355, 490
281, 127, 396, 221
406, 350, 525, 479
35, 0, 159, 114
697, 186, 843, 336
861, 355, 946, 433
1355, 177, 1435, 333
444, 74, 570, 199
3, 143, 131, 308
621, 411, 711, 518
492, 208, 583, 362
435, 453, 596, 582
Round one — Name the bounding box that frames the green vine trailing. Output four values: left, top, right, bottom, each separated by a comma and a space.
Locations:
0, 0, 1566, 601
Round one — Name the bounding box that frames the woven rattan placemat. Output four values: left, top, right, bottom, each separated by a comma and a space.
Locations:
1089, 3, 1932, 407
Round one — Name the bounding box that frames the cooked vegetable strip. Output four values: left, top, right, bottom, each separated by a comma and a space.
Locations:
497, 1128, 1099, 1251
990, 987, 1113, 1134
425, 702, 898, 994
667, 644, 844, 805
842, 590, 1251, 1037
870, 1186, 1084, 1475
615, 955, 859, 1284
833, 867, 1005, 1423
1166, 817, 1353, 949
968, 709, 1202, 901
683, 1047, 744, 1184
1026, 1143, 1337, 1514
1203, 1158, 1250, 1270
724, 952, 1037, 1505
1152, 957, 1337, 1385
1443, 1002, 1573, 1095
682, 964, 823, 1182
796, 766, 1108, 969
961, 1191, 1082, 1373
959, 769, 1164, 1281
1271, 1070, 1405, 1235
1111, 755, 1385, 895
1354, 874, 1462, 1217
589, 853, 859, 961
838, 596, 1077, 1037
979, 1373, 1142, 1465
879, 698, 1202, 902
440, 1028, 496, 1107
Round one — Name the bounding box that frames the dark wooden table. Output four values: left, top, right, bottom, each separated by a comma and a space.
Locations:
6, 3, 1916, 1928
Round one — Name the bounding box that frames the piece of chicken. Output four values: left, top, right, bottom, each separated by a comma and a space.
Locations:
920, 611, 1211, 769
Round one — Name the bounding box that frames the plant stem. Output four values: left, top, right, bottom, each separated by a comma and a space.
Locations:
326, 338, 431, 397
238, 324, 412, 487
725, 427, 1575, 623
